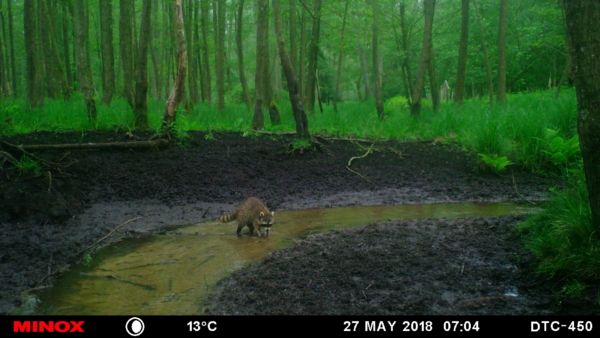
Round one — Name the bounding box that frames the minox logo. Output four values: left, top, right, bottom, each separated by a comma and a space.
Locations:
13, 320, 85, 333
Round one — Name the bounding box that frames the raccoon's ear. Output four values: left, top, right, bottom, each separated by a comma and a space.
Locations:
271, 211, 275, 217
259, 211, 265, 217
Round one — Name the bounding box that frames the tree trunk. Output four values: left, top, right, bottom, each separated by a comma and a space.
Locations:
273, 0, 309, 139
497, 0, 508, 103
39, 0, 68, 99
263, 1, 281, 125
332, 0, 349, 112
0, 2, 7, 96
454, 0, 469, 104
99, 0, 115, 104
61, 1, 73, 94
410, 0, 435, 116
298, 8, 306, 99
185, 0, 199, 105
119, 0, 135, 107
6, 0, 16, 96
472, 0, 493, 105
24, 0, 41, 107
133, 0, 152, 130
564, 0, 600, 231
370, 0, 384, 119
236, 0, 251, 108
429, 49, 440, 111
162, 0, 187, 136
289, 0, 297, 73
253, 0, 268, 130
73, 0, 97, 123
215, 0, 225, 111
200, 0, 212, 102
359, 47, 371, 100
305, 0, 322, 112
399, 0, 413, 104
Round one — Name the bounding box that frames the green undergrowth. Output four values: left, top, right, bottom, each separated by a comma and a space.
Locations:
518, 168, 600, 304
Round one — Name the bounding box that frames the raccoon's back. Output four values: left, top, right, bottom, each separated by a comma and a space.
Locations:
236, 197, 270, 224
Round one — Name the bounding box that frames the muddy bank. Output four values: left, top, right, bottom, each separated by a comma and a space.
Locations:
204, 216, 564, 315
0, 131, 556, 314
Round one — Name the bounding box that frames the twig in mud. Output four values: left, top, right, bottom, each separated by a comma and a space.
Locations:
511, 170, 537, 205
77, 216, 142, 256
347, 143, 374, 167
346, 165, 373, 183
47, 171, 52, 192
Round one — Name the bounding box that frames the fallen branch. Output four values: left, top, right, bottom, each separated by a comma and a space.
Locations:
347, 143, 374, 167
511, 169, 538, 205
77, 216, 142, 256
3, 138, 170, 151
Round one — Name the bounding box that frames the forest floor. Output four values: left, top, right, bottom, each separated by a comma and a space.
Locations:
0, 131, 571, 314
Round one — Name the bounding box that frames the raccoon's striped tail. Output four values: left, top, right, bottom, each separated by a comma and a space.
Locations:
218, 211, 237, 223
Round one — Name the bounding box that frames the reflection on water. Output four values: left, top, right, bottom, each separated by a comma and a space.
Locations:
37, 202, 533, 315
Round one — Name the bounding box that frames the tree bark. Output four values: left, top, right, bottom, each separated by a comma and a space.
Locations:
184, 0, 199, 105
200, 0, 212, 102
399, 0, 413, 104
236, 0, 251, 108
298, 9, 306, 99
215, 0, 226, 111
359, 47, 371, 100
61, 1, 73, 93
472, 0, 493, 105
119, 0, 135, 107
305, 0, 322, 112
370, 0, 384, 119
253, 0, 269, 130
497, 0, 508, 103
273, 0, 309, 139
99, 0, 115, 104
6, 0, 16, 96
133, 0, 152, 130
454, 0, 469, 104
73, 0, 97, 123
289, 0, 297, 73
410, 0, 435, 116
39, 0, 68, 99
332, 0, 349, 112
564, 0, 600, 231
429, 49, 440, 111
162, 0, 187, 136
24, 0, 41, 107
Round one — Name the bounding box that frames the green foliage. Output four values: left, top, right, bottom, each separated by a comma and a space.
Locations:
477, 153, 512, 174
82, 253, 93, 267
289, 138, 312, 152
15, 156, 42, 177
383, 95, 409, 114
540, 128, 580, 171
518, 170, 599, 298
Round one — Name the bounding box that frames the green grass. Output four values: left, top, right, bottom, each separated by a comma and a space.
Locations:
518, 169, 599, 301
1, 90, 578, 172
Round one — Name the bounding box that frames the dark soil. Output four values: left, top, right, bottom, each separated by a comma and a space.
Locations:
0, 131, 557, 314
204, 216, 564, 315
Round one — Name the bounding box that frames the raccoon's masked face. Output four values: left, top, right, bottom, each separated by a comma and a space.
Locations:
259, 211, 275, 226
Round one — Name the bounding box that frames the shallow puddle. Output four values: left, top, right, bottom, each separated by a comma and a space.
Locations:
36, 202, 534, 314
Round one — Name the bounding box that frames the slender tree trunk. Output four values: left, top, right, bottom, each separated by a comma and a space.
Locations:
24, 0, 41, 107
61, 1, 73, 93
473, 0, 493, 105
215, 0, 225, 111
39, 0, 68, 98
133, 0, 152, 130
454, 0, 469, 104
99, 0, 115, 104
497, 0, 508, 103
236, 0, 251, 108
332, 0, 349, 112
200, 0, 211, 102
359, 47, 371, 100
305, 0, 322, 112
253, 0, 268, 130
289, 0, 297, 73
73, 0, 97, 123
298, 9, 306, 99
119, 0, 135, 107
410, 0, 435, 116
150, 0, 162, 98
555, 4, 571, 98
188, 0, 200, 103
273, 0, 309, 139
428, 49, 440, 111
399, 0, 413, 104
370, 0, 384, 118
564, 0, 600, 231
6, 0, 16, 96
0, 2, 7, 96
263, 1, 281, 125
162, 0, 187, 136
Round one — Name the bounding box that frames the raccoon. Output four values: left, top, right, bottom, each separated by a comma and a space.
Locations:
219, 197, 275, 237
